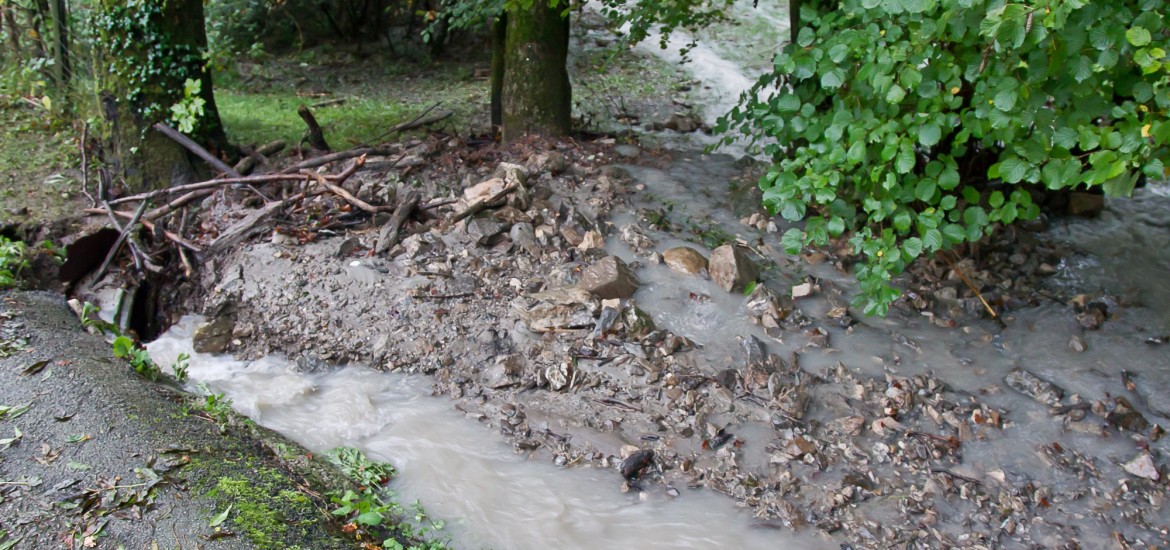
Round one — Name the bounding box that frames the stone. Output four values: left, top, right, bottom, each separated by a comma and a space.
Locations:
546, 362, 571, 391
461, 177, 506, 206
466, 217, 505, 246
664, 112, 698, 133
1004, 368, 1064, 406
579, 256, 640, 299
193, 316, 234, 354
511, 288, 600, 333
662, 246, 708, 276
1123, 452, 1159, 480
509, 222, 538, 255
791, 282, 814, 299
614, 144, 641, 159
527, 152, 567, 175
483, 355, 524, 389
622, 303, 656, 339
1067, 191, 1104, 217
709, 244, 759, 293
578, 230, 606, 252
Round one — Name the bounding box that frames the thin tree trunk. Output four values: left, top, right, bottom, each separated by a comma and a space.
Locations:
51, 0, 71, 85
502, 2, 571, 141
490, 13, 506, 130
2, 5, 21, 56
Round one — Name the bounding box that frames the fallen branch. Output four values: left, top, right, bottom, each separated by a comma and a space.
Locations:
84, 208, 202, 252
942, 252, 1003, 327
450, 182, 519, 223
300, 157, 394, 214
94, 200, 149, 282
420, 197, 459, 211
233, 139, 286, 175
152, 123, 240, 178
376, 190, 420, 255
297, 104, 330, 152
370, 104, 453, 143
281, 147, 379, 174
311, 97, 346, 108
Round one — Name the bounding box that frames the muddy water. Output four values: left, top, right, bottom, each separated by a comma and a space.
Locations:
147, 320, 829, 550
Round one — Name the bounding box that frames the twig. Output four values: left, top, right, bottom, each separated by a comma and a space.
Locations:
594, 397, 642, 412
144, 189, 215, 221
233, 139, 286, 175
311, 97, 346, 108
79, 121, 95, 207
410, 291, 474, 300
420, 197, 459, 211
95, 201, 148, 282
930, 468, 983, 485
151, 123, 240, 178
450, 182, 519, 223
281, 148, 379, 174
942, 252, 1003, 326
300, 157, 393, 214
369, 103, 452, 143
83, 209, 202, 252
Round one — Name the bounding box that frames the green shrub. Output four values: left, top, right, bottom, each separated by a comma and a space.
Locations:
0, 237, 28, 289
722, 0, 1169, 315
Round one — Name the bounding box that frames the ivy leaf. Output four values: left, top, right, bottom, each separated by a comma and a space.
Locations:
895, 144, 916, 174
923, 228, 943, 251
903, 237, 924, 257
821, 69, 846, 89
886, 84, 907, 104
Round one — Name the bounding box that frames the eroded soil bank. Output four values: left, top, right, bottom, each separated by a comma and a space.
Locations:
178, 140, 1170, 549
0, 291, 359, 549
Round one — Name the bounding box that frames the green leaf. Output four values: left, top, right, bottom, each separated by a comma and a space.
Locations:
210, 504, 233, 527
903, 237, 924, 257
781, 228, 805, 254
994, 89, 1017, 111
896, 144, 916, 174
355, 511, 384, 526
923, 228, 943, 251
998, 158, 1030, 183
918, 123, 942, 147
893, 210, 912, 233
1126, 26, 1152, 47
847, 141, 866, 164
914, 178, 936, 202
886, 84, 907, 104
821, 69, 846, 89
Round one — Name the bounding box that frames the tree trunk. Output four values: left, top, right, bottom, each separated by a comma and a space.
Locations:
50, 0, 70, 85
97, 0, 228, 192
490, 13, 506, 130
501, 1, 571, 142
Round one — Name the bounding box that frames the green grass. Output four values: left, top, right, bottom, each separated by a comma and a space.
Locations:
0, 104, 82, 226
217, 90, 417, 147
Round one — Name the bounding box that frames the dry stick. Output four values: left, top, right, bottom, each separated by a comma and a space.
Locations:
145, 189, 216, 221
109, 173, 331, 206
84, 209, 202, 252
233, 139, 286, 175
450, 182, 519, 223
79, 121, 95, 207
376, 190, 421, 255
420, 197, 459, 211
99, 200, 147, 270
941, 252, 1002, 325
300, 159, 395, 214
369, 104, 453, 143
151, 123, 240, 178
94, 200, 149, 282
281, 147, 379, 174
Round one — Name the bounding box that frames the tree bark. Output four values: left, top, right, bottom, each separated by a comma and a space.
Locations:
50, 0, 71, 85
97, 0, 229, 192
490, 13, 506, 130
501, 1, 571, 142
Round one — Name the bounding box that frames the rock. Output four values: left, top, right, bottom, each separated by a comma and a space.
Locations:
620, 449, 655, 480
1069, 335, 1087, 352
193, 317, 234, 354
1067, 191, 1104, 217
509, 222, 539, 255
578, 230, 606, 252
461, 177, 506, 206
1004, 368, 1064, 406
662, 246, 708, 276
791, 282, 814, 299
622, 303, 656, 339
483, 355, 524, 388
466, 217, 506, 246
579, 256, 640, 299
664, 112, 698, 133
590, 305, 620, 339
546, 362, 571, 391
709, 245, 759, 293
614, 144, 641, 159
527, 152, 568, 175
1123, 452, 1159, 480
512, 288, 600, 333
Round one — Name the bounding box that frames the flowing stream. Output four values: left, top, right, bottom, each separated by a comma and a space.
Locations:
147, 321, 829, 549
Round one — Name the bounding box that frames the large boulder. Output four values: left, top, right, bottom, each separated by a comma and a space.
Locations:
578, 256, 640, 299
663, 246, 708, 276
709, 244, 759, 293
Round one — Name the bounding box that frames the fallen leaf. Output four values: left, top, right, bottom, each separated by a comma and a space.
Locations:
20, 359, 50, 376
210, 504, 232, 527
66, 461, 91, 471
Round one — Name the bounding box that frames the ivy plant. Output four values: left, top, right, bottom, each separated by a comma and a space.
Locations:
721, 0, 1169, 316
